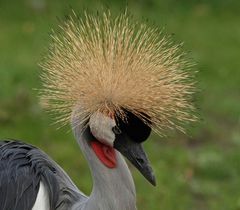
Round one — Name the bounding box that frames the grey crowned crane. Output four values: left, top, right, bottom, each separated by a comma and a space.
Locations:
0, 11, 196, 210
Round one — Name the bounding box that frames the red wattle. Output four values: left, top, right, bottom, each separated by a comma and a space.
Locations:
90, 141, 117, 168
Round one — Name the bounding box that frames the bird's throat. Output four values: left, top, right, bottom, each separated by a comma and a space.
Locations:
90, 140, 117, 168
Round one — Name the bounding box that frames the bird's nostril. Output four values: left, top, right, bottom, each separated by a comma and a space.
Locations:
136, 157, 144, 165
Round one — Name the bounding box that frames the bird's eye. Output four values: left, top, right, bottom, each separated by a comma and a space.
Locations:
112, 126, 122, 135
116, 110, 152, 143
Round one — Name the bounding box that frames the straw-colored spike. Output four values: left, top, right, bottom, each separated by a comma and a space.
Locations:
39, 11, 197, 136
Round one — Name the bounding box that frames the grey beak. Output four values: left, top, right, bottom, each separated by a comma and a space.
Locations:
113, 133, 156, 186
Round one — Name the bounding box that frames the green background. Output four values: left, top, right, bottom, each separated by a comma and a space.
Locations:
0, 0, 240, 209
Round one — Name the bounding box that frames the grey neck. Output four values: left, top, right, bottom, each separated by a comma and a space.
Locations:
72, 122, 137, 210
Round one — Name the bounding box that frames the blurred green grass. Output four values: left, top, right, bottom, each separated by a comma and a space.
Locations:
0, 0, 240, 209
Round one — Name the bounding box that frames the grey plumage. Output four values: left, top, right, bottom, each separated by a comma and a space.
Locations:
71, 120, 137, 210
0, 119, 137, 210
0, 140, 87, 210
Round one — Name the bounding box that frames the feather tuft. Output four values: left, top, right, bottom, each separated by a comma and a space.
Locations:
39, 11, 197, 136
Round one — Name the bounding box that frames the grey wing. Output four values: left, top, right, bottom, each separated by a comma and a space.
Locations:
0, 140, 87, 210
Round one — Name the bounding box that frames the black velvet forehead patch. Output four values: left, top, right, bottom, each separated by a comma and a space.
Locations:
116, 110, 152, 143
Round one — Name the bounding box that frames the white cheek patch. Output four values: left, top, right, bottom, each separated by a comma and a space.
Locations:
89, 112, 116, 146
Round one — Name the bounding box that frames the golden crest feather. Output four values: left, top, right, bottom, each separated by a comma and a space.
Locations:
40, 11, 196, 136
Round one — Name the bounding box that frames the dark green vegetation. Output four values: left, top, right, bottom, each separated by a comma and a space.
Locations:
0, 1, 240, 209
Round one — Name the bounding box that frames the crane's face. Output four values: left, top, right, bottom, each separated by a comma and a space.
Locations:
88, 111, 156, 186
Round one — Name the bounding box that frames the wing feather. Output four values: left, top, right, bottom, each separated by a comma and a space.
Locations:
0, 140, 87, 210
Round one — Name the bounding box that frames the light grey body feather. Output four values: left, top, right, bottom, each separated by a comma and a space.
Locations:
72, 124, 136, 210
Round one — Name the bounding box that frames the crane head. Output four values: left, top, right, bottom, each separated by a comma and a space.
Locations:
89, 110, 156, 186
40, 11, 197, 187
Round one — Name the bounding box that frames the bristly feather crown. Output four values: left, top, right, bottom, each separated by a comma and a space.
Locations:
39, 10, 197, 136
